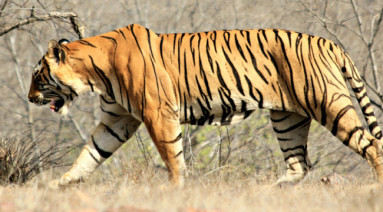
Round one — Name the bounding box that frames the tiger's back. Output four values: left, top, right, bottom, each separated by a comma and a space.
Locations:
156, 28, 349, 128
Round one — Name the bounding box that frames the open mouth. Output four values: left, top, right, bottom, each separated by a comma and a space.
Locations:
49, 98, 65, 112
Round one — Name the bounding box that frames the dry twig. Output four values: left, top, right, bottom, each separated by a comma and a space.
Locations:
0, 11, 83, 39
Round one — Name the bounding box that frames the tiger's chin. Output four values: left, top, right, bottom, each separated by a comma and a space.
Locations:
49, 98, 70, 116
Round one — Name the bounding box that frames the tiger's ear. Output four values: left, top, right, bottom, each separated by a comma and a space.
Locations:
47, 39, 65, 64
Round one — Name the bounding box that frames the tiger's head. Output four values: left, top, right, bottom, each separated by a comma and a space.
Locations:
28, 39, 79, 115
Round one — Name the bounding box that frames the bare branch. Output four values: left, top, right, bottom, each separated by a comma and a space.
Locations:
350, 0, 367, 44
69, 16, 84, 39
369, 6, 383, 46
297, 0, 346, 49
350, 0, 381, 92
0, 11, 80, 37
0, 0, 8, 17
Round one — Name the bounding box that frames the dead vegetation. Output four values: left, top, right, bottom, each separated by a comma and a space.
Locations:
0, 168, 381, 212
0, 135, 69, 185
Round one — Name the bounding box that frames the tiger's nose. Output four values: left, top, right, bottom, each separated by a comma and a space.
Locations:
28, 93, 36, 103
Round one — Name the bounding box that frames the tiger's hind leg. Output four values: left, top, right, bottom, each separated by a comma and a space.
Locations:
270, 110, 312, 186
324, 106, 383, 183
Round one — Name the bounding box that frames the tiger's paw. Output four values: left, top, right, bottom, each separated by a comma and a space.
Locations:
276, 180, 296, 188
48, 177, 84, 190
275, 173, 306, 187
48, 179, 63, 190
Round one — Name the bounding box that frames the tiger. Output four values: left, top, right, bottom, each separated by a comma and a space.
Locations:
28, 24, 383, 188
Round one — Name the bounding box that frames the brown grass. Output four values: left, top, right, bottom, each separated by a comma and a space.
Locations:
0, 165, 382, 212
0, 136, 70, 185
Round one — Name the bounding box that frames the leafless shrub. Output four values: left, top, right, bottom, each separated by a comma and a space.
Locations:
0, 135, 70, 185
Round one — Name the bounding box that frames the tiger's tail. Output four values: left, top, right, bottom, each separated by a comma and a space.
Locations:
338, 48, 382, 140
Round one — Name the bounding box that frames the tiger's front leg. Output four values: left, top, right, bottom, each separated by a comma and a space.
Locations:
49, 105, 141, 189
144, 114, 186, 187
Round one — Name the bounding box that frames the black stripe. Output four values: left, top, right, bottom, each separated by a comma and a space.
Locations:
100, 106, 120, 117
131, 27, 147, 121
100, 95, 116, 104
184, 51, 191, 96
284, 153, 305, 162
196, 98, 210, 125
159, 36, 166, 67
267, 51, 279, 75
246, 45, 268, 84
87, 79, 94, 92
190, 34, 196, 66
92, 136, 113, 158
343, 127, 363, 146
376, 131, 382, 140
257, 32, 268, 58
369, 121, 379, 134
195, 75, 211, 110
100, 36, 117, 46
277, 137, 293, 141
261, 29, 268, 42
146, 28, 156, 62
183, 92, 188, 121
244, 75, 259, 103
212, 31, 218, 52
175, 151, 183, 158
103, 123, 125, 142
357, 92, 367, 103
362, 143, 372, 158
280, 145, 305, 153
77, 40, 96, 48
311, 77, 317, 108
216, 62, 229, 92
286, 30, 292, 46
278, 85, 286, 111
255, 88, 263, 108
206, 41, 215, 73
190, 106, 196, 125
220, 87, 236, 111
149, 56, 162, 105
88, 150, 100, 164
241, 100, 247, 112
208, 114, 215, 124
264, 65, 272, 76
162, 133, 182, 144
199, 55, 212, 100
222, 49, 244, 95
361, 103, 372, 114
295, 33, 302, 66
273, 117, 311, 134
89, 56, 115, 99
234, 34, 247, 62
223, 31, 231, 52
244, 110, 254, 119
119, 29, 126, 40
173, 34, 177, 54
331, 105, 354, 136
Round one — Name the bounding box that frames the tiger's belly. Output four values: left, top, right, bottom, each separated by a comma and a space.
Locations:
179, 98, 259, 126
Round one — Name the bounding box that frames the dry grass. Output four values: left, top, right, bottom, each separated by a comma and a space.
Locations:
1, 131, 381, 212
0, 136, 70, 185
0, 165, 382, 212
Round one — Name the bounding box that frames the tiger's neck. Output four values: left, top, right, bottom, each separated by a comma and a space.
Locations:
65, 31, 123, 98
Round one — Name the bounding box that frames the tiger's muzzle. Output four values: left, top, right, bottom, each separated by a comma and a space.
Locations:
28, 92, 66, 113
